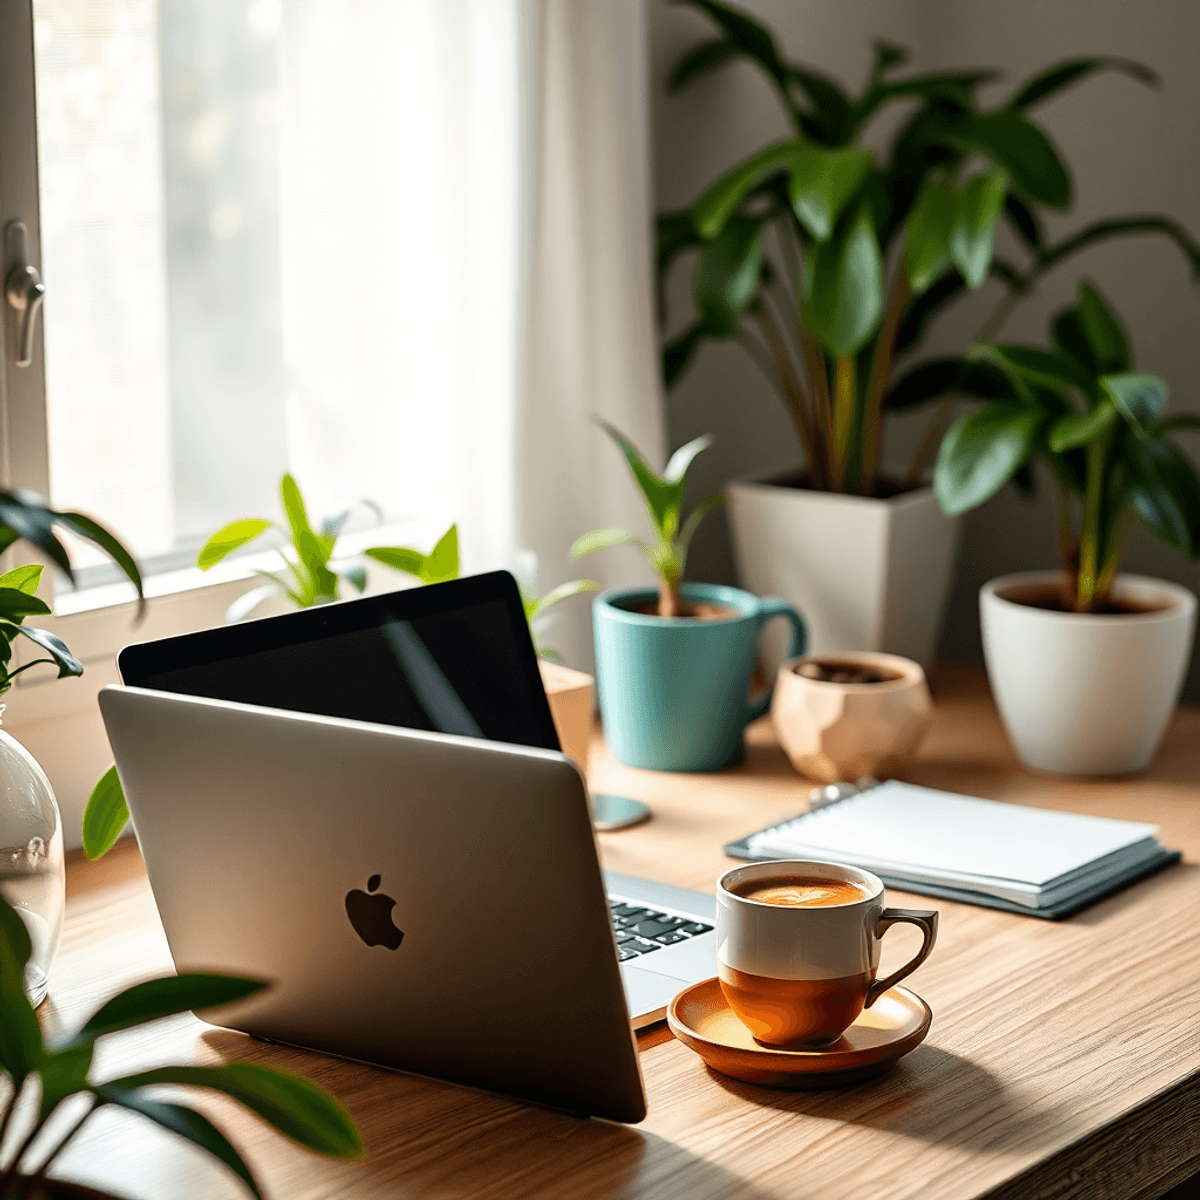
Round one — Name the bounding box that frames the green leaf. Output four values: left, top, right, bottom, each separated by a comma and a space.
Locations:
664, 434, 714, 484
961, 110, 1071, 209
0, 587, 51, 622
57, 512, 144, 601
16, 624, 83, 678
82, 766, 129, 862
594, 421, 679, 531
976, 343, 1093, 395
0, 985, 42, 1085
870, 40, 907, 77
887, 357, 1014, 411
950, 169, 1008, 288
1048, 401, 1117, 452
1003, 192, 1042, 251
39, 1040, 94, 1120
97, 1092, 262, 1199
1009, 56, 1158, 111
691, 142, 792, 240
1157, 414, 1200, 436
526, 579, 599, 622
419, 525, 460, 584
1053, 309, 1098, 375
80, 973, 267, 1041
197, 519, 272, 571
687, 0, 790, 93
678, 492, 728, 558
279, 474, 314, 545
663, 323, 707, 387
667, 38, 741, 92
904, 179, 956, 294
102, 1062, 365, 1160
0, 492, 75, 581
1102, 373, 1168, 436
935, 404, 1043, 515
333, 564, 367, 593
789, 66, 852, 143
804, 203, 883, 356
363, 546, 425, 578
1077, 281, 1130, 373
0, 564, 43, 595
569, 528, 640, 559
695, 215, 765, 336
895, 271, 965, 355
787, 144, 873, 242
0, 893, 33, 978
1125, 436, 1200, 554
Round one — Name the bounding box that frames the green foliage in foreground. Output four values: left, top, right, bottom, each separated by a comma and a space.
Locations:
934, 281, 1200, 611
0, 891, 362, 1197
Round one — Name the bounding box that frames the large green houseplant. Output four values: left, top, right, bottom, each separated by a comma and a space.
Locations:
660, 0, 1200, 664
934, 283, 1200, 775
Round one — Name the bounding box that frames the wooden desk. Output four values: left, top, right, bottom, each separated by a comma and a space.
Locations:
35, 664, 1200, 1199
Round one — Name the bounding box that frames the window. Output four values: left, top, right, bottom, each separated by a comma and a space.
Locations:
22, 0, 522, 583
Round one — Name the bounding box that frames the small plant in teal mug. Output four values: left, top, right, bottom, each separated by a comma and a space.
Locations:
570, 421, 726, 618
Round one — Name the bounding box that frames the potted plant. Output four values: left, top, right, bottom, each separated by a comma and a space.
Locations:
935, 281, 1199, 775
0, 889, 362, 1197
0, 491, 142, 1002
660, 0, 1200, 666
572, 422, 805, 771
196, 473, 458, 620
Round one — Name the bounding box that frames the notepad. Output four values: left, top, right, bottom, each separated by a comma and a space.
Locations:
724, 781, 1180, 919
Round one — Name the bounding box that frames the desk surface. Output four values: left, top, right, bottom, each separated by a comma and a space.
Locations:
35, 663, 1200, 1199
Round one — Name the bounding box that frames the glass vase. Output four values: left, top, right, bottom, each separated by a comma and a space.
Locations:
0, 725, 65, 1005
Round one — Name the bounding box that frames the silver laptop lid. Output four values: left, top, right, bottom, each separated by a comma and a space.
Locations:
98, 684, 646, 1123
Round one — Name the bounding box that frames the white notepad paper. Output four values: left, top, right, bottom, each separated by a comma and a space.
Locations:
744, 781, 1167, 910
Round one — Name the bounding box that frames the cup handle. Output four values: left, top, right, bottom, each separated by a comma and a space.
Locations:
865, 907, 939, 1008
745, 597, 807, 724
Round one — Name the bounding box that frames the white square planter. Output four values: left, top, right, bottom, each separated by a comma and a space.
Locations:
727, 478, 961, 668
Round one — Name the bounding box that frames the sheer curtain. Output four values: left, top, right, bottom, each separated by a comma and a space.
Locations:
277, 0, 661, 664
278, 0, 522, 569
517, 0, 665, 670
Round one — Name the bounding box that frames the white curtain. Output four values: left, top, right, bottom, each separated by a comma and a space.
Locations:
277, 0, 662, 668
517, 0, 665, 671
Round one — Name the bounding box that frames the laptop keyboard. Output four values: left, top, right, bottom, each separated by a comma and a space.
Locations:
608, 899, 713, 963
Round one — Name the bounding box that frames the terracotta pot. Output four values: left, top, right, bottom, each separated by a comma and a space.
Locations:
770, 652, 932, 783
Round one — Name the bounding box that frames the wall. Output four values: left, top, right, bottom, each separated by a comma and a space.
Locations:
651, 0, 1200, 698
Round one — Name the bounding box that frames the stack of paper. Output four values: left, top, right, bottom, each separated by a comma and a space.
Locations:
725, 781, 1179, 918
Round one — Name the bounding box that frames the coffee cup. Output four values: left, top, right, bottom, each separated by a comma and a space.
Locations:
716, 860, 937, 1047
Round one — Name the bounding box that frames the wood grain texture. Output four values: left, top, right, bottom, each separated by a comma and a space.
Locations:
23, 663, 1200, 1200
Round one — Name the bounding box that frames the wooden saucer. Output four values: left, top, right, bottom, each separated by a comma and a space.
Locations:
667, 977, 931, 1088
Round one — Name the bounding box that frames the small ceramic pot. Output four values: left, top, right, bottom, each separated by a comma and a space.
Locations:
980, 571, 1197, 776
770, 652, 932, 783
593, 582, 805, 772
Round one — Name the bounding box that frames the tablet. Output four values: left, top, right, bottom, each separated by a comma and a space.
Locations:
117, 570, 560, 752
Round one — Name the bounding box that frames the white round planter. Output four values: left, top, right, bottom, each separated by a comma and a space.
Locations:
980, 572, 1197, 776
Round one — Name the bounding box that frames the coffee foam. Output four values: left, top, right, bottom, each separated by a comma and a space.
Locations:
733, 875, 870, 908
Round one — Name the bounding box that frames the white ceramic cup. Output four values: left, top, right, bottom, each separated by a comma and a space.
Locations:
716, 859, 938, 1046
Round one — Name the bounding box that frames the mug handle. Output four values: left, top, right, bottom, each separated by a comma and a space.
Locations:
865, 908, 939, 1008
745, 596, 807, 724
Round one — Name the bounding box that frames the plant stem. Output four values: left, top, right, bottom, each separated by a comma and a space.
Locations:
658, 579, 682, 618
830, 356, 857, 492
860, 272, 912, 496
752, 306, 826, 489
802, 330, 834, 475
903, 392, 957, 490
1051, 475, 1078, 587
1095, 509, 1127, 605
1076, 435, 1109, 612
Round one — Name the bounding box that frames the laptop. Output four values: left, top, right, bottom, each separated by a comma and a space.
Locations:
101, 571, 717, 1118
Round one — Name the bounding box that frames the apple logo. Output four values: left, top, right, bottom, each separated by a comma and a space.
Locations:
345, 874, 404, 950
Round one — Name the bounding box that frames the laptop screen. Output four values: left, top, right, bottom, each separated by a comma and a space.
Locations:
117, 571, 560, 751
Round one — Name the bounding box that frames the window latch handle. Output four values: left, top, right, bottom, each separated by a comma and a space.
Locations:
4, 222, 45, 368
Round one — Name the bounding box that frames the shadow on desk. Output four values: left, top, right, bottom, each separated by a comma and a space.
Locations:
200, 1029, 776, 1200
704, 1044, 1072, 1154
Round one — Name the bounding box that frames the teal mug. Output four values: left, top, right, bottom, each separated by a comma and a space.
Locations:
593, 582, 806, 772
